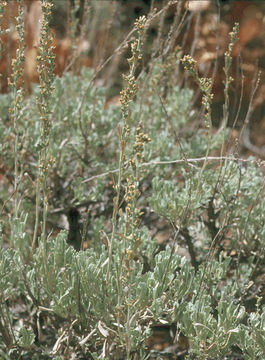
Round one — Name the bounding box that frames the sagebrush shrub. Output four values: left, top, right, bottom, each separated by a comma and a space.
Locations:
0, 1, 264, 359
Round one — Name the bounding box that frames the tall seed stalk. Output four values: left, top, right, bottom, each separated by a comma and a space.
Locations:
8, 0, 25, 246
0, 1, 7, 89
107, 16, 147, 280
181, 54, 214, 198
105, 16, 151, 358
32, 0, 55, 251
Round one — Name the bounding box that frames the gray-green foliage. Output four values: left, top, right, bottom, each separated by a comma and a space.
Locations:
0, 43, 265, 360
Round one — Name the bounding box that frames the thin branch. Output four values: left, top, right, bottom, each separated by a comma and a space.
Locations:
82, 156, 264, 184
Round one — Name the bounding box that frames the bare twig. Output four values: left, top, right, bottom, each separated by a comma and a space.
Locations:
82, 156, 264, 184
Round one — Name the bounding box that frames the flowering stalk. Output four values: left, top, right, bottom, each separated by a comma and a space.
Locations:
0, 1, 7, 72
223, 23, 239, 130
8, 0, 25, 246
107, 15, 147, 280
32, 0, 55, 249
181, 55, 213, 197
105, 15, 151, 358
